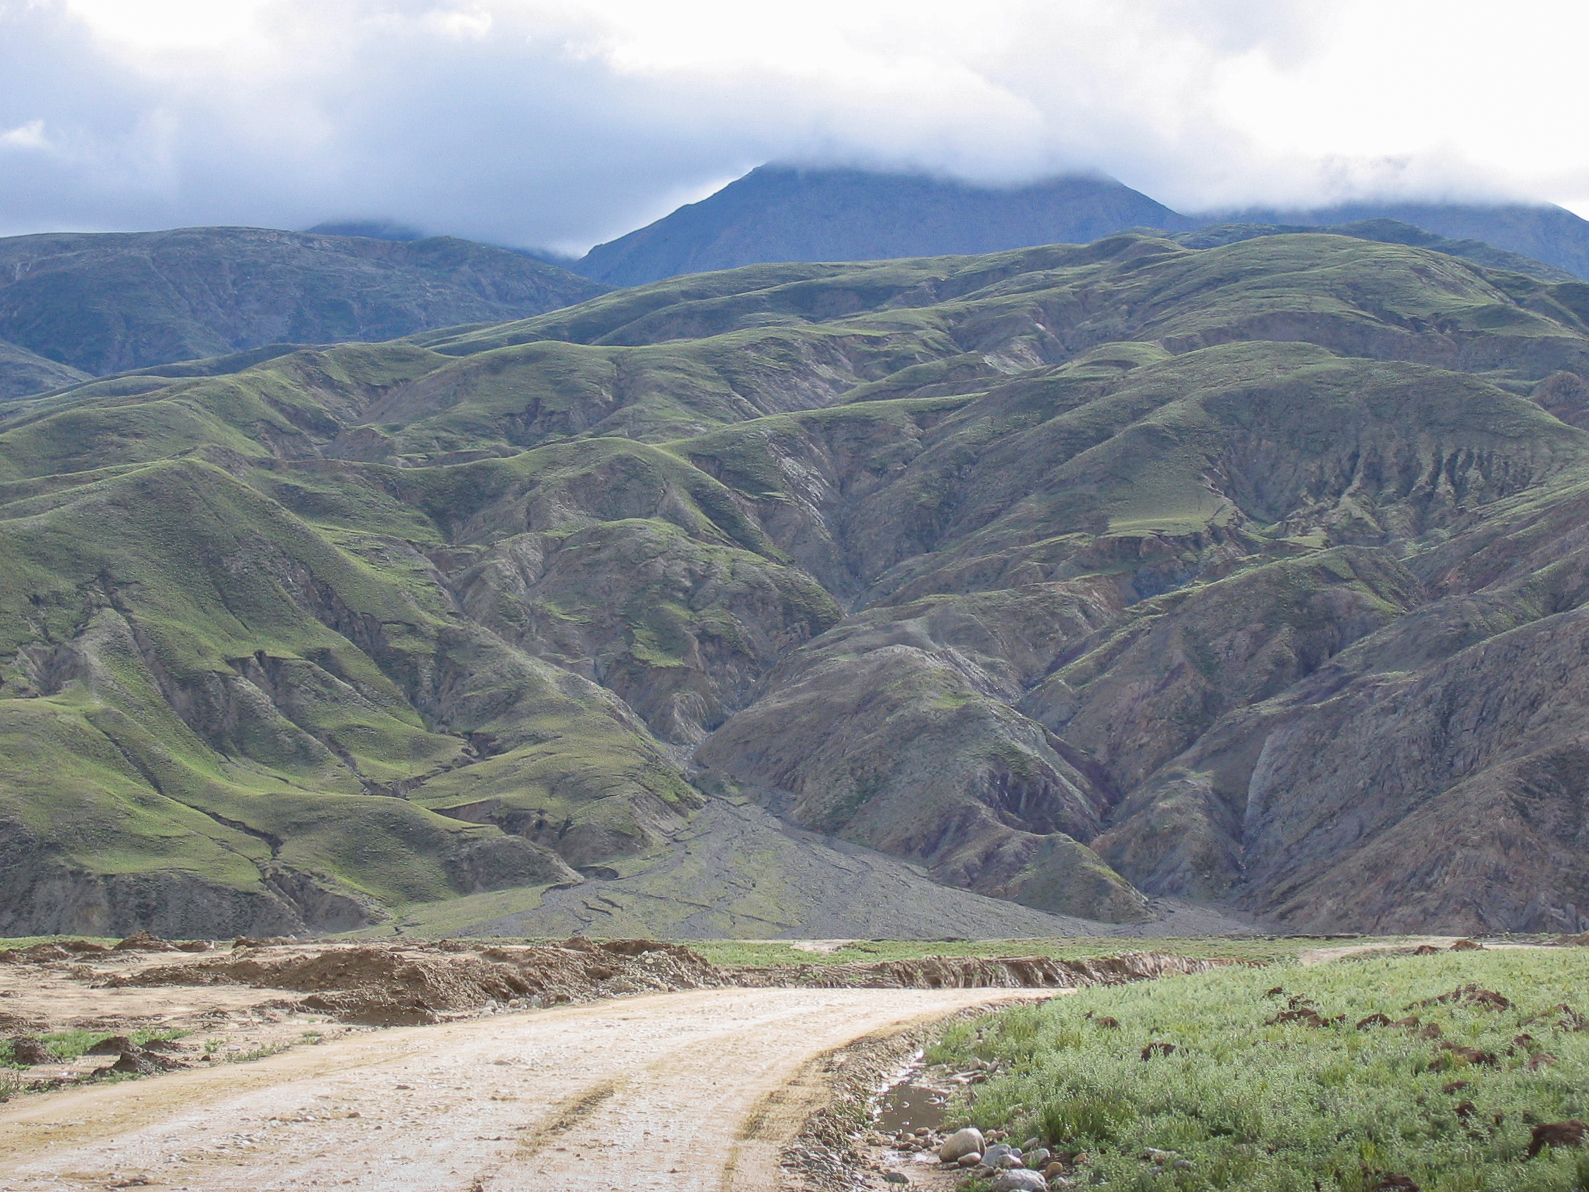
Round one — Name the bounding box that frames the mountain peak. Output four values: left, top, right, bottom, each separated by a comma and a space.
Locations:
577, 165, 1194, 286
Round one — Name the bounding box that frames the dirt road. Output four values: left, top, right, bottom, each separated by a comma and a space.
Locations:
0, 986, 1045, 1192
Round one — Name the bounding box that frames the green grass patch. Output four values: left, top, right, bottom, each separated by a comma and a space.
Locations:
930, 949, 1589, 1191
0, 1028, 185, 1067
683, 936, 1357, 969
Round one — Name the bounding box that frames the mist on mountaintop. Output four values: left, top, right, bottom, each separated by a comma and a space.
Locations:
1, 1, 1585, 251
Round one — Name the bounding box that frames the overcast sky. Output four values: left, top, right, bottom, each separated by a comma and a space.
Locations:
0, 0, 1583, 252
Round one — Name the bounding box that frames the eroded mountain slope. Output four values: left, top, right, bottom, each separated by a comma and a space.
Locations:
5, 231, 1589, 935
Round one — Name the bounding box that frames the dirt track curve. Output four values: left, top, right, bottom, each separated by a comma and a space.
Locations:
0, 987, 1047, 1192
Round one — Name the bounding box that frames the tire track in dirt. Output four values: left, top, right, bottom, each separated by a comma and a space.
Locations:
0, 987, 1045, 1192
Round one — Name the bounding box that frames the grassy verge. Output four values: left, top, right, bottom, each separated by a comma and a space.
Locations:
685, 936, 1413, 969
0, 937, 118, 950
929, 949, 1589, 1191
0, 1029, 185, 1067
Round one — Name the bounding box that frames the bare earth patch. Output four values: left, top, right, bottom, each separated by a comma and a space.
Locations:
0, 985, 1044, 1191
0, 935, 1237, 1189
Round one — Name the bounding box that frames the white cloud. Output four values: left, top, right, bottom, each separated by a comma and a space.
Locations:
1, 0, 1585, 246
60, 0, 276, 54
0, 119, 48, 151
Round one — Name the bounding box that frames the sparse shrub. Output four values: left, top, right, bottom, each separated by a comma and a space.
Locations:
1038, 1092, 1136, 1145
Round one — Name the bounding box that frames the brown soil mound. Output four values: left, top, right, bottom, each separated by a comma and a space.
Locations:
111, 938, 725, 1025
739, 951, 1228, 989
1410, 984, 1511, 1011
0, 940, 109, 964
77, 942, 1232, 1028
113, 932, 177, 953
0, 1010, 45, 1034
7, 1037, 51, 1065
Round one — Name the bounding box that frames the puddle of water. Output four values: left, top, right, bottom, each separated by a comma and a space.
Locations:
874, 1078, 949, 1133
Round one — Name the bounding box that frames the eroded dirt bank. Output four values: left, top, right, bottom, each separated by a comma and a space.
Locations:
0, 935, 1228, 1049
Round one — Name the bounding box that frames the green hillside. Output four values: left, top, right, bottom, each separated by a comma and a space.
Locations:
5, 230, 1589, 937
0, 228, 607, 400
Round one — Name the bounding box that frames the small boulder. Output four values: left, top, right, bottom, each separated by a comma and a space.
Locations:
1022, 1147, 1051, 1169
957, 1154, 982, 1168
981, 1142, 1021, 1168
883, 1174, 909, 1186
989, 1172, 1047, 1192
939, 1127, 985, 1163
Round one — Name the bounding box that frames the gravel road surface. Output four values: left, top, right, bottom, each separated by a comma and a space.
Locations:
0, 986, 1044, 1191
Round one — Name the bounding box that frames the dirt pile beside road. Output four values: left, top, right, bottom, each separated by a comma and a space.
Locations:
743, 950, 1231, 990
107, 938, 725, 1025
6, 935, 1231, 1039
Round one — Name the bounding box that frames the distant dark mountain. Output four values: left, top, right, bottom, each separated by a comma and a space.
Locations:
304, 219, 427, 241
576, 164, 1589, 289
0, 227, 608, 387
1226, 200, 1589, 281
509, 246, 586, 270
576, 165, 1196, 286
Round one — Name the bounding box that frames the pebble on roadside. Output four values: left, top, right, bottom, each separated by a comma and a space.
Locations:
980, 1142, 1022, 1169
938, 1127, 984, 1163
988, 1170, 1048, 1192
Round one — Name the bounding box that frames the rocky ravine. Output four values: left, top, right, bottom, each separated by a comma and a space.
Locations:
4, 229, 1589, 934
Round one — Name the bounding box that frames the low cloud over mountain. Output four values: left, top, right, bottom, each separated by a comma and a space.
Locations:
2, 1, 1587, 252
